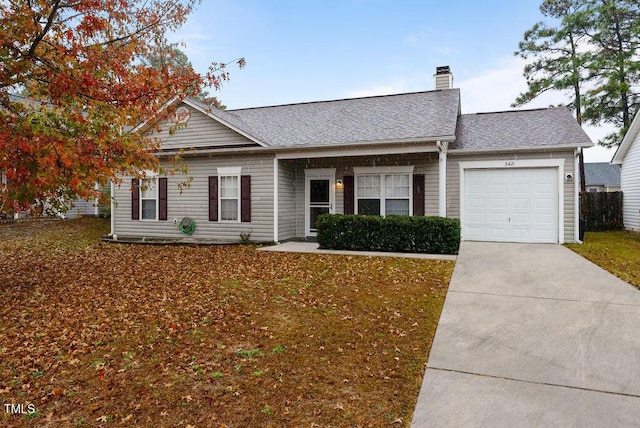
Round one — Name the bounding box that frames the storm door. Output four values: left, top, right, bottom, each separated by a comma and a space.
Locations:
305, 169, 335, 236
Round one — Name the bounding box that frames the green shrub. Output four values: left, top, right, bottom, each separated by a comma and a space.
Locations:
316, 214, 460, 254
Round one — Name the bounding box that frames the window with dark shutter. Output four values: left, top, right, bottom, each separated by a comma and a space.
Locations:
413, 174, 425, 216
209, 176, 218, 221
343, 175, 354, 215
131, 178, 139, 220
158, 177, 168, 220
241, 175, 251, 222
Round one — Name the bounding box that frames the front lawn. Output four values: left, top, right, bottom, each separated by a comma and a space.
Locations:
0, 218, 454, 427
566, 230, 640, 290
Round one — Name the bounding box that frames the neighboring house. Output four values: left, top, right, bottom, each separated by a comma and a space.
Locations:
0, 169, 107, 219
584, 162, 621, 192
2, 94, 108, 219
110, 66, 593, 244
612, 110, 640, 231
65, 193, 108, 219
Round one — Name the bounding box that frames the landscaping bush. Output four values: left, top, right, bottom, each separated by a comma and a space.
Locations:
316, 214, 460, 254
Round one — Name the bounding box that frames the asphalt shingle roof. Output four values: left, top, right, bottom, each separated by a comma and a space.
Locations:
584, 162, 621, 187
452, 107, 593, 150
223, 89, 461, 147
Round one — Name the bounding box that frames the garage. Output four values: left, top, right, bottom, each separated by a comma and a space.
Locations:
463, 167, 559, 243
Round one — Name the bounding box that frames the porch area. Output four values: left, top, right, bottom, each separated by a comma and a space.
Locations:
273, 146, 448, 242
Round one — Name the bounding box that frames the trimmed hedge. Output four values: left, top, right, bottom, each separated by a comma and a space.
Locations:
316, 214, 460, 255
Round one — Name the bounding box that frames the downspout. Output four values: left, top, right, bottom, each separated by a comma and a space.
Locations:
94, 182, 99, 216
437, 141, 448, 217
574, 148, 582, 244
273, 157, 279, 243
110, 180, 115, 237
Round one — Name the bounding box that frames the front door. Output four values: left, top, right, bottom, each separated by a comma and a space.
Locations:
305, 169, 335, 236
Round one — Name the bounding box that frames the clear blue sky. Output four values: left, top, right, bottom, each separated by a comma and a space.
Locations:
170, 0, 616, 162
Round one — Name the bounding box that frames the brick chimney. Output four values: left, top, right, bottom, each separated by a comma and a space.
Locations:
434, 65, 453, 90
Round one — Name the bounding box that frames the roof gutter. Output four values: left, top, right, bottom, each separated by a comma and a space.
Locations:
448, 144, 592, 155
157, 136, 455, 158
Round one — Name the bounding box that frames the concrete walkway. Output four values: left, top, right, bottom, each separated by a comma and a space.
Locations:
411, 242, 640, 427
258, 241, 457, 261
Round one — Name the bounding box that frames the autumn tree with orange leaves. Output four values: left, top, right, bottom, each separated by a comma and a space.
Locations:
0, 0, 244, 214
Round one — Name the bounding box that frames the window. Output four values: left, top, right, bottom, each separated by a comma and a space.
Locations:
356, 175, 381, 215
140, 178, 157, 220
209, 168, 249, 223
385, 174, 410, 215
356, 173, 411, 216
219, 175, 240, 221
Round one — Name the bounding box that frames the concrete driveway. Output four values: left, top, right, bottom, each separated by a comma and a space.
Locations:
411, 242, 640, 427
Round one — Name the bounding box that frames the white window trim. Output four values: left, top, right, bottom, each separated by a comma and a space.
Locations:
217, 167, 242, 175
458, 159, 565, 244
218, 174, 241, 223
354, 170, 413, 217
140, 177, 158, 221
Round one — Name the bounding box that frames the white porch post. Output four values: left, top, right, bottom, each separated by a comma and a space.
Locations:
437, 141, 448, 217
273, 156, 279, 243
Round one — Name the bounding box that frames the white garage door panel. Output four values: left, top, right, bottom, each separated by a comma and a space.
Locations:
464, 168, 558, 243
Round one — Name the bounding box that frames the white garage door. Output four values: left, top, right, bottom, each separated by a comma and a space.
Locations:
464, 168, 558, 243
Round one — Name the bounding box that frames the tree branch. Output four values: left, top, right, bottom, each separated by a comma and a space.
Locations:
27, 1, 62, 58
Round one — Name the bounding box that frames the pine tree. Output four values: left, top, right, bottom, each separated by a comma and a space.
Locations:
582, 0, 640, 147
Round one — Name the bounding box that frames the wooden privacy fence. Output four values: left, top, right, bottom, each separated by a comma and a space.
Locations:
580, 191, 623, 231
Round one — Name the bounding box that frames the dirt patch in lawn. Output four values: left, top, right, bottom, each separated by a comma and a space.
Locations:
566, 230, 640, 290
0, 218, 454, 427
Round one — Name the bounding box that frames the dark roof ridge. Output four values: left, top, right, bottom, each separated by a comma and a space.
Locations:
227, 88, 460, 112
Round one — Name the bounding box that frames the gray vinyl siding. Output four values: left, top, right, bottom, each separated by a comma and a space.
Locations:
283, 153, 439, 238
66, 198, 99, 218
622, 130, 640, 231
112, 154, 274, 242
447, 150, 576, 243
277, 161, 297, 241
152, 103, 257, 151
293, 169, 305, 238
66, 184, 109, 218
422, 160, 440, 216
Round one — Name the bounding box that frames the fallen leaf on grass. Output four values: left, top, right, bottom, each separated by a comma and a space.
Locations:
0, 218, 454, 427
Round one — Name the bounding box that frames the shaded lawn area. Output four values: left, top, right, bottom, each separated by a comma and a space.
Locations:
566, 230, 640, 290
0, 218, 454, 427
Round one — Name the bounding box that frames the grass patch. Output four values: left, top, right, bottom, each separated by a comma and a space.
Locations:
0, 218, 453, 427
566, 230, 640, 289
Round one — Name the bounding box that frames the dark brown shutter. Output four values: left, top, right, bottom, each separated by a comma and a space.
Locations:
413, 174, 425, 216
241, 175, 251, 222
208, 176, 218, 221
131, 178, 139, 220
343, 175, 354, 215
158, 177, 168, 220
